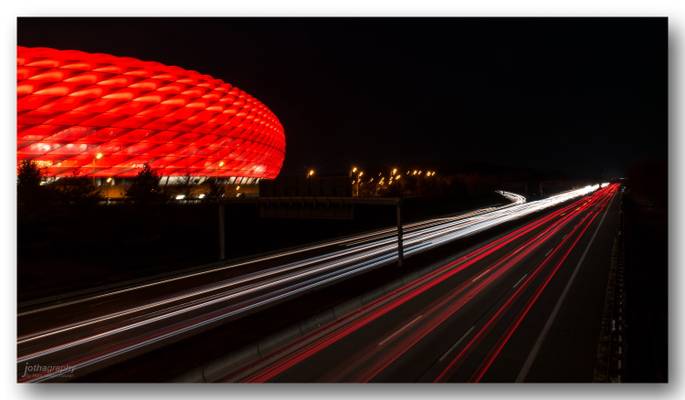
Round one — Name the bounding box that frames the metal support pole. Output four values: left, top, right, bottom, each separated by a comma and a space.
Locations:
396, 199, 404, 267
218, 202, 226, 260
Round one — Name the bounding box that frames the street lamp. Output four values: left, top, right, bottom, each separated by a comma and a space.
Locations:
354, 171, 364, 197
307, 169, 316, 178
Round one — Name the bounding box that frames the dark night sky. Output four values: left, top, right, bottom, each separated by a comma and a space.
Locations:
17, 18, 667, 179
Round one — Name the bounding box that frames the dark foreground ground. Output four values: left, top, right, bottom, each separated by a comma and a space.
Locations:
623, 189, 668, 382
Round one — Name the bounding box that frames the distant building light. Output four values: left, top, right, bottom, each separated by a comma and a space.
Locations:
35, 160, 52, 168
95, 152, 104, 159
352, 166, 358, 173
198, 193, 206, 199
219, 161, 225, 167
391, 168, 398, 175
236, 185, 241, 191
175, 194, 186, 200
307, 169, 316, 177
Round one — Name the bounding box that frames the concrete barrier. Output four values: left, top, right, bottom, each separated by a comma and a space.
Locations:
257, 325, 303, 359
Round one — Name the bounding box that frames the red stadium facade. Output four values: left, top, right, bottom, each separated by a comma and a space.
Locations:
17, 46, 285, 180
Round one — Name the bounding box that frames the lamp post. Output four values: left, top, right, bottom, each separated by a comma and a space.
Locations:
350, 166, 358, 197
396, 197, 403, 267
218, 201, 225, 260
306, 168, 316, 196
357, 171, 364, 198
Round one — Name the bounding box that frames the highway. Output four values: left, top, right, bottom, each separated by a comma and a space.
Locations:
217, 183, 620, 382
17, 186, 607, 382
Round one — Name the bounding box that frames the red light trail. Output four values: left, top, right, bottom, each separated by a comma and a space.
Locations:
468, 185, 618, 382
230, 187, 615, 382
17, 186, 612, 382
218, 185, 619, 383
435, 186, 616, 382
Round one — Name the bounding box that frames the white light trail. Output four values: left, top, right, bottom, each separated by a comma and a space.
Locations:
18, 186, 600, 381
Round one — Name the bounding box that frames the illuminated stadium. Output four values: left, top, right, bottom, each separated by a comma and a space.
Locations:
17, 46, 286, 184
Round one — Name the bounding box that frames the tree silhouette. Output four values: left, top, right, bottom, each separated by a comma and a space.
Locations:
17, 160, 47, 212
125, 164, 166, 204
204, 177, 226, 202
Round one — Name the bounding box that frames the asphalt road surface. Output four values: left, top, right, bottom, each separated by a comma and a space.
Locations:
218, 184, 620, 382
17, 186, 613, 382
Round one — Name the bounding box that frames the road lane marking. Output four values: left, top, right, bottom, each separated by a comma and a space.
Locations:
378, 315, 423, 347
513, 273, 529, 289
439, 326, 475, 362
471, 268, 492, 283
516, 192, 615, 382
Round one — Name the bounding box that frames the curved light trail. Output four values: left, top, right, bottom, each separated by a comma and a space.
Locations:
18, 187, 605, 382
